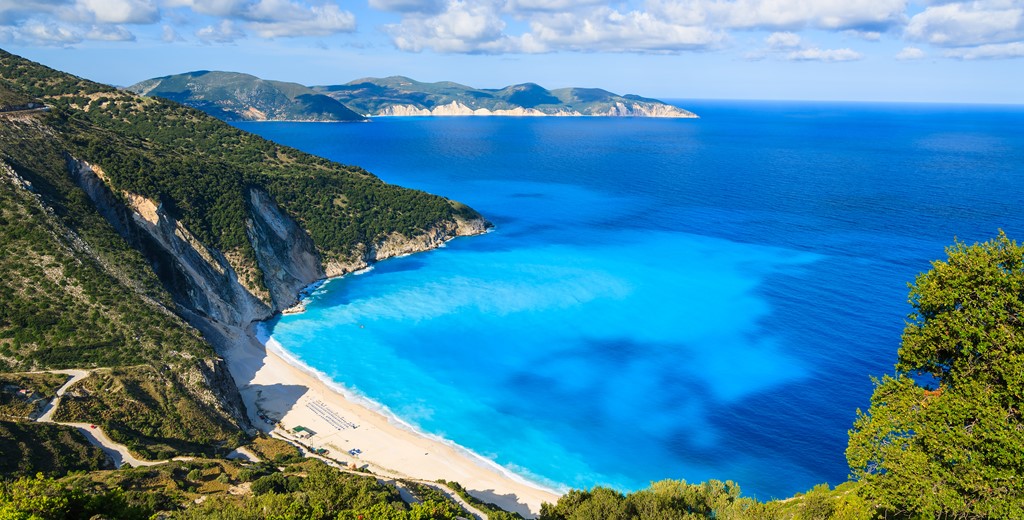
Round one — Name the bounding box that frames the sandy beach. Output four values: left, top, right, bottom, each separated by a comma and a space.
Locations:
221, 321, 561, 518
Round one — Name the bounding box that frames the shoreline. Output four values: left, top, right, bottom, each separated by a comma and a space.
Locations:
222, 302, 561, 518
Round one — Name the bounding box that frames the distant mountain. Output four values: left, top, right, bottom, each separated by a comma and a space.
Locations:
131, 71, 697, 119
128, 71, 366, 122
316, 76, 698, 118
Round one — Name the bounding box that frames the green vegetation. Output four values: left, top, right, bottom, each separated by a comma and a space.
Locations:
52, 366, 245, 459
21, 74, 480, 265
439, 480, 523, 520
538, 480, 873, 520
0, 459, 482, 519
0, 373, 68, 419
129, 71, 366, 122
847, 232, 1024, 518
0, 84, 32, 110
246, 435, 301, 463
0, 421, 110, 476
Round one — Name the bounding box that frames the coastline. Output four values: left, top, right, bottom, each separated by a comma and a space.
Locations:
221, 288, 561, 518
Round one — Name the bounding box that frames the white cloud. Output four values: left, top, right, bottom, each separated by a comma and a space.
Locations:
247, 3, 355, 37
368, 0, 446, 14
895, 46, 925, 60
786, 47, 862, 61
0, 18, 136, 45
525, 7, 725, 53
844, 29, 881, 41
701, 0, 908, 31
85, 24, 135, 40
379, 0, 908, 55
905, 1, 1023, 47
944, 41, 1024, 59
162, 0, 248, 18
0, 20, 82, 45
0, 0, 64, 25
385, 0, 511, 52
76, 0, 158, 24
765, 31, 800, 49
161, 23, 182, 41
196, 19, 244, 42
505, 0, 605, 12
384, 1, 726, 54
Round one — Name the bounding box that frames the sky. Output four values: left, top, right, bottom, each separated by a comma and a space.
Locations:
1, 0, 1022, 104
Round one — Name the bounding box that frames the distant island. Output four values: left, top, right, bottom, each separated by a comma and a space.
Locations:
129, 71, 698, 121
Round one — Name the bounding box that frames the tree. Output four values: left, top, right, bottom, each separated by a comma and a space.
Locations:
847, 232, 1024, 518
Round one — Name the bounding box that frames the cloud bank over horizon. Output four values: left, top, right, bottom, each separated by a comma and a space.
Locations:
1, 0, 1022, 63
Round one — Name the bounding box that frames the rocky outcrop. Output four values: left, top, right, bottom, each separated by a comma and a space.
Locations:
597, 102, 698, 118
324, 215, 488, 278
376, 101, 558, 117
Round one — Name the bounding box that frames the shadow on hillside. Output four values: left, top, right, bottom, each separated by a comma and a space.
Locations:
469, 488, 537, 518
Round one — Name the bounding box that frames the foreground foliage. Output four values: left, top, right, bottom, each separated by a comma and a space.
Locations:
848, 232, 1024, 518
0, 421, 110, 476
0, 460, 481, 520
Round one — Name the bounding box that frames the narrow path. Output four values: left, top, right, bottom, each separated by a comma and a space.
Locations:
34, 369, 90, 422
34, 369, 166, 468
0, 106, 50, 116
58, 421, 165, 467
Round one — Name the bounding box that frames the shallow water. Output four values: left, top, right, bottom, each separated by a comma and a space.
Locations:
237, 100, 1024, 499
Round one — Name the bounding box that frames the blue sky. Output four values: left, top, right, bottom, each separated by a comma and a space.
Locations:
2, 0, 1022, 103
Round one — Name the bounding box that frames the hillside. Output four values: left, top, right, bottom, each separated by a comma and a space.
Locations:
129, 71, 366, 122
131, 71, 697, 119
0, 47, 486, 465
318, 76, 698, 117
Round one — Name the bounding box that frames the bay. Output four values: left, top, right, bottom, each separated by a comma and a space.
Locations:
235, 100, 1024, 499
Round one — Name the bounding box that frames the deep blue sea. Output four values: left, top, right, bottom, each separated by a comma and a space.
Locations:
235, 100, 1024, 500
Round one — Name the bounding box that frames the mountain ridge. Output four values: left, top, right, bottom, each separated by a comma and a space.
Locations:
129, 71, 698, 120
131, 70, 366, 122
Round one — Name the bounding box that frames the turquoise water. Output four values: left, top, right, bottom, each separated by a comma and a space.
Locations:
238, 101, 1024, 499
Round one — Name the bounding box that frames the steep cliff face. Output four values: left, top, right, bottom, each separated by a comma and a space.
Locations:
246, 187, 325, 310
69, 159, 270, 327
68, 158, 488, 323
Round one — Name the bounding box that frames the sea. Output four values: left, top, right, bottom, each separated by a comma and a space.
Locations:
234, 100, 1024, 500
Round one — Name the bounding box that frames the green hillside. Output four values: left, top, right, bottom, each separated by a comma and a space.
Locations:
129, 71, 366, 122
0, 47, 482, 461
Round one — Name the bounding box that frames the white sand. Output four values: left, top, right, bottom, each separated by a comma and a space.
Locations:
222, 323, 561, 518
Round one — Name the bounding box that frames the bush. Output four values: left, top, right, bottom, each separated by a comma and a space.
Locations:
250, 473, 298, 495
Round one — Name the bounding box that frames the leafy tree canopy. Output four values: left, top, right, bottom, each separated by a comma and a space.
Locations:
847, 232, 1024, 518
